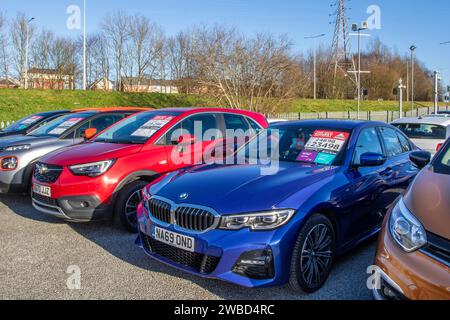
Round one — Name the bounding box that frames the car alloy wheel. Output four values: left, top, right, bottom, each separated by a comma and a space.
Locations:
114, 180, 149, 233
300, 224, 333, 288
124, 189, 142, 227
289, 214, 335, 293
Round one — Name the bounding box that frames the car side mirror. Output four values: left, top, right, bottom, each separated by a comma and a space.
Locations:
410, 151, 431, 169
84, 128, 98, 140
359, 153, 386, 167
177, 134, 196, 146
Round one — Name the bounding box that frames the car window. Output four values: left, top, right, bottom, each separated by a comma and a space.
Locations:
249, 119, 262, 130
74, 121, 92, 139
1, 114, 45, 133
28, 113, 94, 137
396, 132, 412, 153
224, 114, 250, 132
31, 115, 59, 131
95, 111, 182, 144
353, 127, 383, 165
380, 127, 404, 157
163, 113, 219, 145
394, 123, 447, 140
433, 142, 450, 175
73, 114, 124, 139
242, 126, 351, 165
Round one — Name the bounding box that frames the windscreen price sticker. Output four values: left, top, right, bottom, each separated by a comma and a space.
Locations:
49, 118, 84, 135
21, 116, 43, 125
305, 130, 349, 154
131, 116, 174, 137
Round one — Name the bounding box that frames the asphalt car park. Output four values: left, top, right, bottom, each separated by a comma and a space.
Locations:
0, 194, 376, 300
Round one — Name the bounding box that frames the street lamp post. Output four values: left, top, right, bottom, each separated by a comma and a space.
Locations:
434, 71, 440, 114
352, 23, 368, 120
304, 34, 325, 100
398, 79, 406, 119
410, 45, 416, 114
24, 17, 35, 89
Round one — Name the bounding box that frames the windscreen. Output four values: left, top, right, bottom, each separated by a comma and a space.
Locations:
243, 126, 351, 165
28, 113, 93, 137
1, 115, 45, 133
94, 111, 182, 144
394, 123, 447, 140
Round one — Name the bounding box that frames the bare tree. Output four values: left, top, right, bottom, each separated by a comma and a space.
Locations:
102, 11, 131, 91
167, 30, 197, 93
126, 14, 163, 89
30, 29, 54, 69
83, 33, 110, 88
192, 26, 296, 112
0, 11, 9, 81
10, 13, 35, 83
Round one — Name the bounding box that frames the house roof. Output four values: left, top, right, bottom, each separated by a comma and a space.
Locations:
0, 79, 19, 86
28, 68, 73, 75
122, 78, 178, 86
88, 78, 114, 88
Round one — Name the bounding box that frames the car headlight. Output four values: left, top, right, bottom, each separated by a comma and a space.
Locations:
0, 157, 18, 170
5, 144, 31, 151
219, 209, 295, 231
389, 198, 427, 252
69, 160, 115, 177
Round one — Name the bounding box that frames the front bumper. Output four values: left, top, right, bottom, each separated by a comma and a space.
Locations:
374, 215, 450, 300
0, 167, 27, 194
136, 204, 298, 288
32, 192, 112, 222
30, 166, 120, 221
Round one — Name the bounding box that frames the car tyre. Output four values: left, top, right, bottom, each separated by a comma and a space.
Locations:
289, 214, 336, 293
114, 180, 149, 233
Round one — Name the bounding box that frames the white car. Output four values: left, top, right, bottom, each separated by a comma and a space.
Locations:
392, 115, 450, 155
267, 118, 288, 125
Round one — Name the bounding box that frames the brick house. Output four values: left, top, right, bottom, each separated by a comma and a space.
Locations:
122, 78, 179, 94
88, 77, 115, 91
26, 68, 75, 90
0, 79, 19, 89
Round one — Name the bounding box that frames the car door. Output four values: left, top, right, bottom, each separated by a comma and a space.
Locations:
161, 113, 221, 167
343, 126, 387, 242
208, 113, 254, 163
378, 126, 417, 186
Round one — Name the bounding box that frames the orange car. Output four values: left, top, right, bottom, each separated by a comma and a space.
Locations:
373, 145, 450, 300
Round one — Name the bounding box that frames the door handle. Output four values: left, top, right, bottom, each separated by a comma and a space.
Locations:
381, 167, 393, 176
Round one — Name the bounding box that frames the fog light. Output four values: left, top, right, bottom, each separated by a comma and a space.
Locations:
232, 249, 274, 280
1, 157, 18, 170
379, 279, 404, 300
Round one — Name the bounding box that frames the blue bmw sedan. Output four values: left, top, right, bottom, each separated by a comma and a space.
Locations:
136, 120, 420, 293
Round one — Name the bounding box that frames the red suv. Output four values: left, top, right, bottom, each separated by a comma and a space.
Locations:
32, 108, 268, 232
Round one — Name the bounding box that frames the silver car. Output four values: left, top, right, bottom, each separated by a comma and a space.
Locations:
392, 115, 450, 155
0, 109, 143, 194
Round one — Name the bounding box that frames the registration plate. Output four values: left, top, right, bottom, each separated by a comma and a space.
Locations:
152, 226, 195, 252
33, 183, 52, 198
